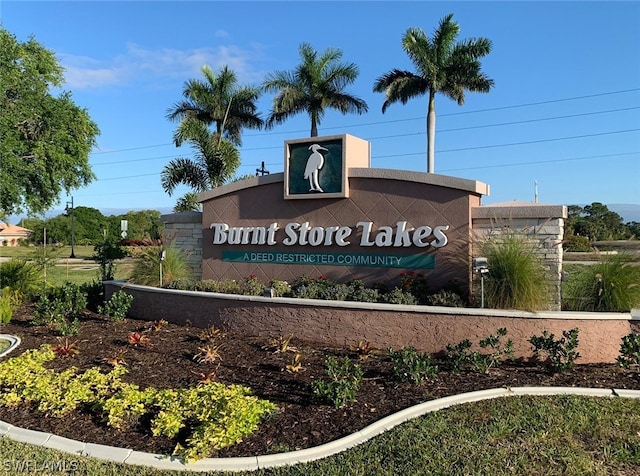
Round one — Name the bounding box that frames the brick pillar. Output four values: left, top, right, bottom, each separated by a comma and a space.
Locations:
161, 211, 203, 280
471, 203, 567, 311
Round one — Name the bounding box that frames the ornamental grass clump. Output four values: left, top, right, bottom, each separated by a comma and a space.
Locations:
129, 243, 191, 287
563, 252, 640, 312
481, 233, 551, 311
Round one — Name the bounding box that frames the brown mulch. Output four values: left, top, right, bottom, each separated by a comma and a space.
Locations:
0, 305, 638, 459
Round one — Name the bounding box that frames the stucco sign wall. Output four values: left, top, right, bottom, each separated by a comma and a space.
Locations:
197, 135, 488, 292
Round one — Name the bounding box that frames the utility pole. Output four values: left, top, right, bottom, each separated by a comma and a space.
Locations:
65, 196, 76, 258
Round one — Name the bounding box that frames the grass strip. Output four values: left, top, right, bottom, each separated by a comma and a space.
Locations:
0, 394, 638, 475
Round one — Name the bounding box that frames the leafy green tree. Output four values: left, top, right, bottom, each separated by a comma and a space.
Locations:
373, 14, 494, 173
120, 210, 163, 241
71, 206, 108, 244
93, 238, 127, 281
627, 221, 640, 239
262, 42, 368, 137
566, 202, 627, 242
166, 65, 263, 147
0, 28, 99, 215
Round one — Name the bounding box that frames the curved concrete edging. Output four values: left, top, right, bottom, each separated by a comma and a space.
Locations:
0, 335, 21, 359
1, 387, 639, 473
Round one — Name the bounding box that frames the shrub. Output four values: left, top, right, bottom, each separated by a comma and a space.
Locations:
563, 234, 592, 252
562, 253, 640, 312
33, 283, 86, 325
241, 274, 264, 296
291, 275, 336, 300
80, 280, 104, 312
0, 259, 40, 301
444, 339, 473, 373
93, 238, 127, 281
129, 243, 191, 287
0, 345, 276, 462
399, 272, 429, 304
311, 356, 363, 407
470, 328, 514, 373
0, 287, 15, 324
98, 290, 134, 321
381, 287, 417, 305
617, 333, 640, 370
389, 346, 439, 384
268, 279, 292, 297
427, 289, 465, 307
481, 233, 551, 310
529, 328, 581, 374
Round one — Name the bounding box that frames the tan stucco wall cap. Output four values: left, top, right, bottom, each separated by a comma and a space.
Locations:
161, 211, 203, 224
197, 173, 284, 202
348, 168, 489, 196
197, 169, 489, 203
472, 202, 568, 219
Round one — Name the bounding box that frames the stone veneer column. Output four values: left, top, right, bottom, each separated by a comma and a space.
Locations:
471, 203, 567, 311
161, 211, 203, 280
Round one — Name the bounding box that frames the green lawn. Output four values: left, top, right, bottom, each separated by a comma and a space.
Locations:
0, 245, 96, 260
0, 394, 638, 475
1, 245, 133, 288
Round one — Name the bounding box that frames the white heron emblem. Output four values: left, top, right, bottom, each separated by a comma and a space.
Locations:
304, 144, 328, 192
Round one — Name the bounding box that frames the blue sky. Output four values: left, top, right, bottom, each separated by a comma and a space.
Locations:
2, 1, 639, 220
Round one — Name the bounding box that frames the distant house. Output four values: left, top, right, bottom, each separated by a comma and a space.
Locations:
0, 223, 32, 246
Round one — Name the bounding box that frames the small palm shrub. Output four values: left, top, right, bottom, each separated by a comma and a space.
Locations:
0, 287, 15, 324
481, 233, 551, 310
129, 243, 191, 287
0, 259, 40, 301
562, 253, 640, 312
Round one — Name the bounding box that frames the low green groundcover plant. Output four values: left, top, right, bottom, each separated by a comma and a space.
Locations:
0, 345, 277, 461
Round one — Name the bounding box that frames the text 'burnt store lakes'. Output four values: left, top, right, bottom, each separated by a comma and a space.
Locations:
197, 134, 490, 294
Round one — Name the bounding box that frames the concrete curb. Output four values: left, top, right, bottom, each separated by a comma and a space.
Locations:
1, 386, 639, 472
0, 334, 21, 359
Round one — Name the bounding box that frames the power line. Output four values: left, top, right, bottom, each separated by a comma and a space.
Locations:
372, 128, 640, 158
88, 88, 640, 156
439, 151, 639, 172
88, 105, 639, 165
95, 126, 639, 180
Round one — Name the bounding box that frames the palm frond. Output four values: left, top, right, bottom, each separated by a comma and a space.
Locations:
161, 158, 208, 195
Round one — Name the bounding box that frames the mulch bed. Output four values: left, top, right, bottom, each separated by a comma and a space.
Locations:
0, 305, 638, 459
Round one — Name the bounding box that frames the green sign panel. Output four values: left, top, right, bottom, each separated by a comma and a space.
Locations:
222, 250, 435, 269
288, 139, 343, 195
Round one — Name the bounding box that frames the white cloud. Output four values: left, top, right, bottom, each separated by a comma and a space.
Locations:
60, 42, 268, 90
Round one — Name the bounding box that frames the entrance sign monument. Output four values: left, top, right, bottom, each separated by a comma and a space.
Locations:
197, 134, 489, 294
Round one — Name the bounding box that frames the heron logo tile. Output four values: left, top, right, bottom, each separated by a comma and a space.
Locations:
284, 134, 369, 200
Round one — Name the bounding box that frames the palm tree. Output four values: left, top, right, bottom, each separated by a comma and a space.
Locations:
373, 14, 494, 173
262, 43, 368, 137
161, 119, 240, 208
167, 65, 263, 146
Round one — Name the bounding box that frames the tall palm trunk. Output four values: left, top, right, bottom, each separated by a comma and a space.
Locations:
427, 91, 436, 173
